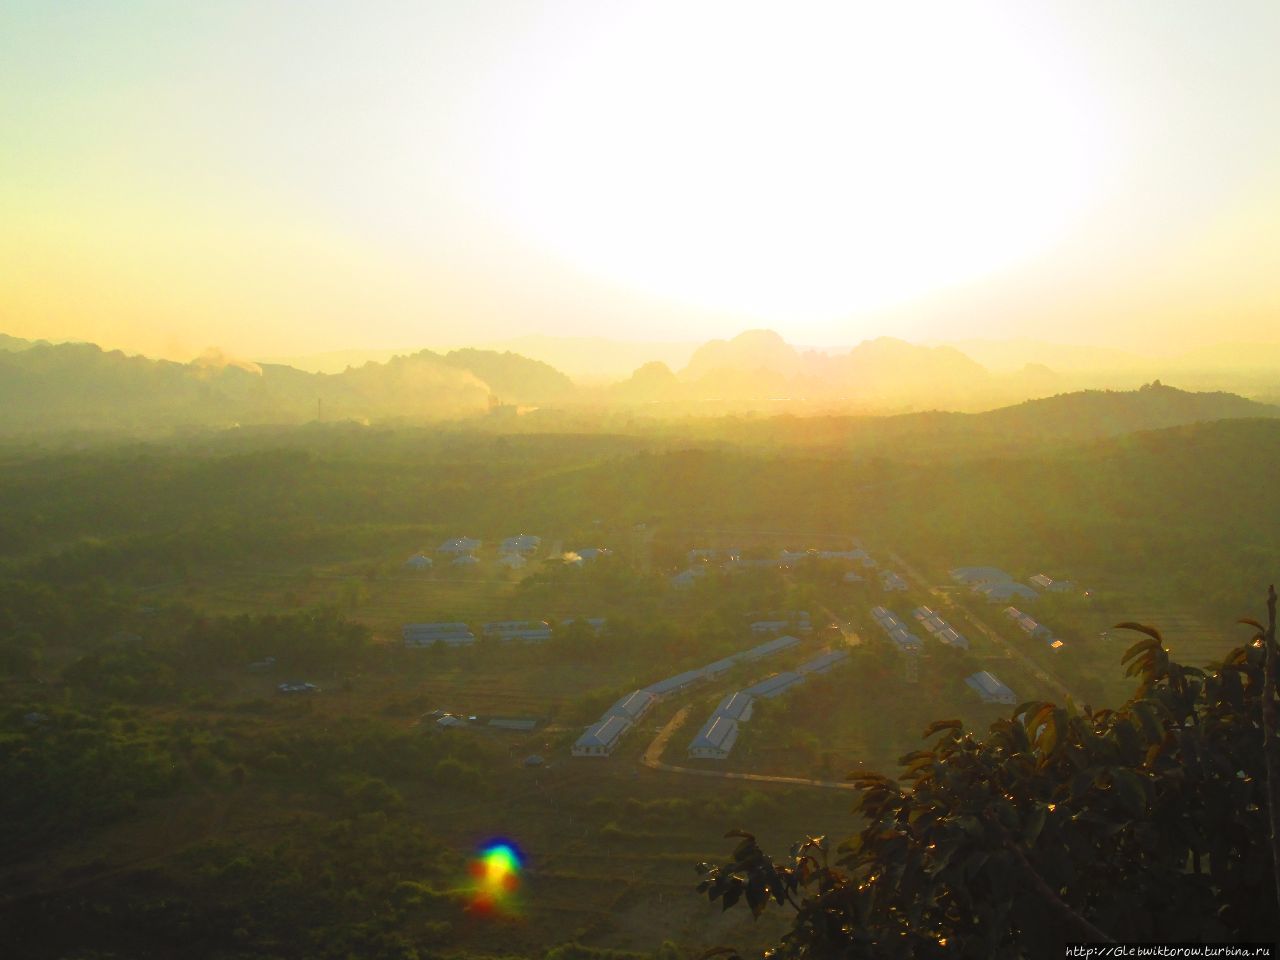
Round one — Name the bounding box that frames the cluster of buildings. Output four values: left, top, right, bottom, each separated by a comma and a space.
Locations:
1002, 607, 1065, 650
687, 648, 852, 760
870, 606, 924, 654
876, 604, 1014, 704
950, 567, 1081, 602
911, 606, 968, 650
950, 567, 1040, 603
672, 544, 877, 585
778, 547, 875, 567
572, 634, 806, 757
403, 617, 606, 648
410, 534, 616, 572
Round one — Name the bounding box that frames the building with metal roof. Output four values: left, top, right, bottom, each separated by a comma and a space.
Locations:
964, 671, 1016, 704
742, 671, 804, 699
572, 715, 633, 757
687, 715, 740, 759
644, 668, 707, 698
797, 649, 850, 675
741, 634, 802, 660
604, 689, 657, 723
403, 622, 476, 647
500, 534, 542, 555
712, 691, 755, 722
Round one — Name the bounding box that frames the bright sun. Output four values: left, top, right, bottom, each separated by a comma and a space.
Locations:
488, 3, 1106, 324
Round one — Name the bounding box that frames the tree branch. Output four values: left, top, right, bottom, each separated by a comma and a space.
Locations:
1261, 584, 1280, 914
985, 813, 1115, 944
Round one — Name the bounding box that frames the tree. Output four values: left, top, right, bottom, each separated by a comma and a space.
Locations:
697, 598, 1280, 957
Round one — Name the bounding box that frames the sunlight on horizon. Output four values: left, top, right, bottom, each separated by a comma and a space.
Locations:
1, 1, 1278, 357
488, 3, 1108, 324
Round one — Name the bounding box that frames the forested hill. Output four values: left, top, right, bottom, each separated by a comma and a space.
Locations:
970, 381, 1278, 440
650, 383, 1280, 455
0, 339, 579, 434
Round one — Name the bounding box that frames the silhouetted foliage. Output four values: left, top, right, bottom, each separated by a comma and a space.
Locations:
698, 609, 1280, 957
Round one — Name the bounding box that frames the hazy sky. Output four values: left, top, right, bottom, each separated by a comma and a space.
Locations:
2, 1, 1278, 360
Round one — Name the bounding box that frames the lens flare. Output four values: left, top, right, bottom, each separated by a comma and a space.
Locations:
467, 840, 524, 916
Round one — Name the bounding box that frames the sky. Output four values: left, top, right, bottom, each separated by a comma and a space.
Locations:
1, 0, 1278, 361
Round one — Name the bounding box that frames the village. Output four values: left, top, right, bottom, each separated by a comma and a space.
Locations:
377, 530, 1102, 779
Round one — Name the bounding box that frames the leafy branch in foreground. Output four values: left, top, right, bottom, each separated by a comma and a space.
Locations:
697, 595, 1280, 959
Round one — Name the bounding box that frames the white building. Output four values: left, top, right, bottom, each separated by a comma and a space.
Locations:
403, 622, 476, 647
911, 605, 968, 650
687, 715, 740, 759
713, 691, 755, 722
501, 534, 541, 555
749, 611, 812, 634
644, 668, 707, 698
742, 671, 804, 699
702, 656, 741, 680
797, 649, 850, 675
572, 715, 633, 757
482, 620, 553, 643
740, 634, 802, 660
604, 689, 658, 723
965, 671, 1016, 705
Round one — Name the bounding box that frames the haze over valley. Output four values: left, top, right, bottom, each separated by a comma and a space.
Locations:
4, 2, 1280, 958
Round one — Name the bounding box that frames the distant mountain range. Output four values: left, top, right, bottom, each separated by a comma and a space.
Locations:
2, 328, 1278, 436
0, 337, 570, 434
606, 329, 1057, 410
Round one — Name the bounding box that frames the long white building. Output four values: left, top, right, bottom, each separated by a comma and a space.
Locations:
402, 622, 476, 647
688, 715, 740, 759
965, 671, 1016, 704
572, 715, 633, 757
911, 606, 969, 651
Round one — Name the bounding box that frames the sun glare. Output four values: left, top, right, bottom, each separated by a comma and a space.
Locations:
489, 3, 1106, 324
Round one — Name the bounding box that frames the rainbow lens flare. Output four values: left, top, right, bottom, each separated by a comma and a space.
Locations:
467, 840, 524, 916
